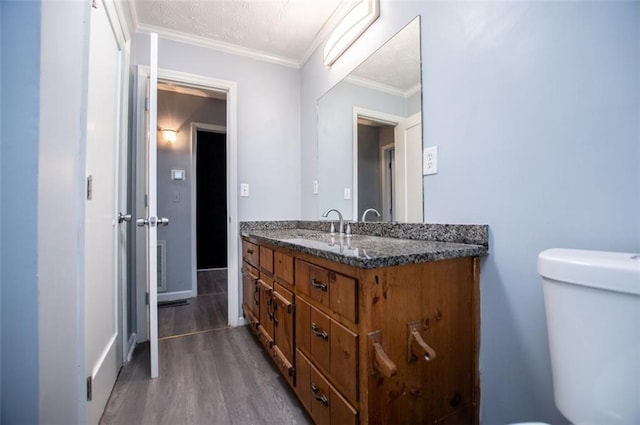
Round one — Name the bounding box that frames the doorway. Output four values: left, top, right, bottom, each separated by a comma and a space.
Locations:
196, 129, 227, 270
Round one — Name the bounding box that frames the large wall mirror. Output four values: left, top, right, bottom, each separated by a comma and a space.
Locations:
317, 16, 423, 223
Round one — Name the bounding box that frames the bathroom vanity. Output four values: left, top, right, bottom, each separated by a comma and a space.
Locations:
240, 221, 488, 425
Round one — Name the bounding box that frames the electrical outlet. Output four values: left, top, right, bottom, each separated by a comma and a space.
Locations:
240, 183, 249, 197
313, 180, 319, 195
424, 146, 438, 175
344, 188, 351, 200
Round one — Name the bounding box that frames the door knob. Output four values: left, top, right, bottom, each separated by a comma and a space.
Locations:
136, 218, 148, 227
118, 213, 132, 223
158, 217, 169, 227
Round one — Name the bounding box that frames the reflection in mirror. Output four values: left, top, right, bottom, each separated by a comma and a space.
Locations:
317, 17, 422, 222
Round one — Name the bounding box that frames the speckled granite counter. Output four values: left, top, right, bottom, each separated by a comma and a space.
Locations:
240, 221, 488, 269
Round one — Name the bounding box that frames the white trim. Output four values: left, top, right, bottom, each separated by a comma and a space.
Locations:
352, 107, 403, 221
190, 122, 227, 298
380, 143, 394, 222
345, 75, 417, 99
157, 290, 193, 303
90, 334, 117, 379
137, 24, 300, 69
135, 66, 240, 329
125, 333, 137, 363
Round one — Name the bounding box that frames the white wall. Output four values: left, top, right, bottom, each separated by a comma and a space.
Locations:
301, 2, 640, 423
134, 33, 302, 222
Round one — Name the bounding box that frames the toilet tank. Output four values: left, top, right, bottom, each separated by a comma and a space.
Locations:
538, 249, 640, 425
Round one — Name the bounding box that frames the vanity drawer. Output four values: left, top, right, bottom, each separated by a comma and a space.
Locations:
296, 297, 358, 404
296, 349, 358, 425
274, 251, 294, 286
260, 245, 274, 275
295, 259, 357, 323
242, 240, 259, 268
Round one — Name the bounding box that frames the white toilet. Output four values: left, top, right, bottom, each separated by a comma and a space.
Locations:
538, 248, 640, 424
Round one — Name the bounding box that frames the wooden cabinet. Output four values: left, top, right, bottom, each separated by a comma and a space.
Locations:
241, 236, 480, 425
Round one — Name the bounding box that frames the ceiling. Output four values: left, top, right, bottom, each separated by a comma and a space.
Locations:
130, 0, 357, 67
129, 0, 421, 93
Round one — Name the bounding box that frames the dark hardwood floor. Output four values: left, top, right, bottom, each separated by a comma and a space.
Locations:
101, 269, 312, 425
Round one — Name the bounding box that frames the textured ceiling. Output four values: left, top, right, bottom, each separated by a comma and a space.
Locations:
132, 0, 352, 64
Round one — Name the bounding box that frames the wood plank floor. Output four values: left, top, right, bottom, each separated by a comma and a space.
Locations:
158, 270, 228, 339
101, 269, 312, 425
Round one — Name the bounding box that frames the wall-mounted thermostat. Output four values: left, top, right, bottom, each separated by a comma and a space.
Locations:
171, 169, 185, 181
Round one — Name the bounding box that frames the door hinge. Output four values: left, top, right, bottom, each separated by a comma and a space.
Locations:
145, 292, 150, 305
92, 0, 98, 9
144, 194, 148, 207
86, 376, 93, 401
86, 175, 93, 200
144, 97, 149, 111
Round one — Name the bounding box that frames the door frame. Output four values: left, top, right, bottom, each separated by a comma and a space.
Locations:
352, 107, 403, 221
134, 66, 241, 345
191, 122, 227, 297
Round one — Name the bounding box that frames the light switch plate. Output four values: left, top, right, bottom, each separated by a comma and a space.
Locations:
423, 146, 438, 175
313, 180, 319, 195
171, 169, 185, 180
240, 183, 249, 197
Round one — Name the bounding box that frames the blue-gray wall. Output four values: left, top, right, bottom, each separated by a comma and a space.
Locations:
302, 2, 640, 423
134, 33, 302, 221
1, 1, 41, 422
157, 90, 226, 294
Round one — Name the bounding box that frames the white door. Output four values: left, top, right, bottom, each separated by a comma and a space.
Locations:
84, 2, 125, 423
136, 33, 162, 378
394, 113, 423, 222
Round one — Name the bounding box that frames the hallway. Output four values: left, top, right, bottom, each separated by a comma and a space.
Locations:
100, 270, 311, 425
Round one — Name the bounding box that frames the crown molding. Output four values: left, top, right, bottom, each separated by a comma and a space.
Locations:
136, 23, 301, 69
345, 75, 419, 99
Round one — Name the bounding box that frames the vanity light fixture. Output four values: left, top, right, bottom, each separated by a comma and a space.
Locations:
161, 128, 178, 144
323, 0, 380, 66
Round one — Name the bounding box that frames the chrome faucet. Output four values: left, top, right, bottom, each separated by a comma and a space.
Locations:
322, 208, 344, 235
361, 208, 381, 222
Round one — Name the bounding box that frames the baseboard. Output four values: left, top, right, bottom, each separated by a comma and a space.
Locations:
232, 316, 248, 327
157, 290, 192, 302
125, 333, 137, 363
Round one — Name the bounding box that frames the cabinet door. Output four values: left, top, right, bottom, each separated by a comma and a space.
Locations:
242, 264, 259, 325
273, 283, 294, 366
257, 278, 274, 348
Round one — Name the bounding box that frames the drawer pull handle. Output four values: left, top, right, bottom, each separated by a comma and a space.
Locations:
311, 384, 329, 406
310, 278, 328, 292
247, 249, 254, 255
410, 330, 437, 362
311, 323, 328, 340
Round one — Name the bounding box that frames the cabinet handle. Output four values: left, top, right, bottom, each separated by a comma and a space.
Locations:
409, 330, 437, 362
311, 384, 329, 406
253, 284, 259, 305
273, 302, 278, 327
247, 248, 254, 255
373, 342, 398, 377
311, 323, 328, 340
310, 278, 328, 292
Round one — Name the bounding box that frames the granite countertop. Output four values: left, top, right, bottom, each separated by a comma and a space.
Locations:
241, 225, 488, 269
